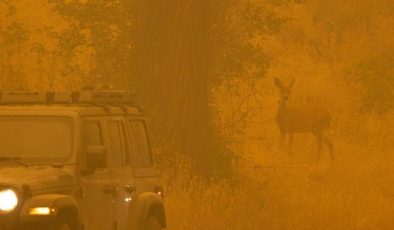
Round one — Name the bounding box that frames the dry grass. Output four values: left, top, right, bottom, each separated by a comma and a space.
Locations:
161, 58, 394, 229
160, 111, 394, 230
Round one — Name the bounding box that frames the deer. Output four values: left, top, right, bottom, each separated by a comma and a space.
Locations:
274, 78, 333, 161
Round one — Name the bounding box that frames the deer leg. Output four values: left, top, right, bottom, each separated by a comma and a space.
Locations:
313, 131, 323, 162
288, 133, 294, 156
279, 128, 286, 146
322, 133, 334, 160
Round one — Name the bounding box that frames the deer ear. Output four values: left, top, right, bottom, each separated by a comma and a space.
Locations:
274, 78, 283, 89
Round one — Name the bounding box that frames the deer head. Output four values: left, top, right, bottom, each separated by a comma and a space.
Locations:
274, 78, 295, 103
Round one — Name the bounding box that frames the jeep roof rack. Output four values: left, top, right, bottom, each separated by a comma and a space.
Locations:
0, 90, 137, 105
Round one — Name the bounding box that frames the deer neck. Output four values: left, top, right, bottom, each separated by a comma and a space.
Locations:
276, 100, 288, 120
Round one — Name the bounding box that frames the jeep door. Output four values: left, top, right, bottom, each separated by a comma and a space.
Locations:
78, 118, 114, 230
106, 117, 136, 230
126, 119, 159, 189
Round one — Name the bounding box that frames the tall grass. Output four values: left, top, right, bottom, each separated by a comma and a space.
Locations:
159, 111, 394, 229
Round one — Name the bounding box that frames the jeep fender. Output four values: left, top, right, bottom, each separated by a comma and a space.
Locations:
128, 192, 166, 230
19, 194, 79, 223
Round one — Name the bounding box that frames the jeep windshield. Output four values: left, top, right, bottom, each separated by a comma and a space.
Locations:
0, 116, 73, 163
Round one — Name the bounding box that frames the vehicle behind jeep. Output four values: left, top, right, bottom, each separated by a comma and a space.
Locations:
0, 90, 166, 230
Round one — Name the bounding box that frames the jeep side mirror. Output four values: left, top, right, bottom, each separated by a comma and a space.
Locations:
82, 146, 107, 176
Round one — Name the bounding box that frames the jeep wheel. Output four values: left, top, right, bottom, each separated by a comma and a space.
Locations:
144, 216, 162, 230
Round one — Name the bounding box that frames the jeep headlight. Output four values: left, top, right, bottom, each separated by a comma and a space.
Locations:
0, 189, 18, 213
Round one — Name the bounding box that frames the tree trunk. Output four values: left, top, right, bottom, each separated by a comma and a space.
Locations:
133, 0, 231, 176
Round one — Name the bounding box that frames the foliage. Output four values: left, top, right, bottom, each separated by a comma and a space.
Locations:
354, 55, 394, 113
49, 0, 134, 87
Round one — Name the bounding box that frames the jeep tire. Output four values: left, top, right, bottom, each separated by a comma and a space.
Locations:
144, 216, 162, 230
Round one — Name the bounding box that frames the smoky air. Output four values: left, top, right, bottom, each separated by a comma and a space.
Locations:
0, 0, 393, 229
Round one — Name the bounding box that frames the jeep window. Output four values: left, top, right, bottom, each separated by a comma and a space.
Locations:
108, 121, 130, 168
0, 116, 73, 161
84, 122, 103, 146
127, 121, 153, 168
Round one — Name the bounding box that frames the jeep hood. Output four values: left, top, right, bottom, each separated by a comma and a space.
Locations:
0, 166, 75, 192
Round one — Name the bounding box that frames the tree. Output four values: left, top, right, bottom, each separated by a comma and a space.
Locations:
132, 0, 216, 175
132, 0, 275, 176
1, 22, 30, 88
49, 0, 135, 87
